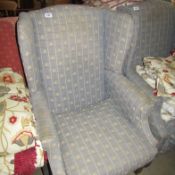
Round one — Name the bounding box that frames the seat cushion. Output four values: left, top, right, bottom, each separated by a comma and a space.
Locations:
56, 98, 157, 175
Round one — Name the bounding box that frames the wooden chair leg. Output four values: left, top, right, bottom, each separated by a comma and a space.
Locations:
47, 161, 52, 175
134, 162, 152, 175
135, 167, 143, 175
41, 161, 52, 175
41, 166, 45, 175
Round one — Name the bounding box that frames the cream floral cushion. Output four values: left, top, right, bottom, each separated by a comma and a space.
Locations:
0, 68, 45, 174
136, 55, 175, 122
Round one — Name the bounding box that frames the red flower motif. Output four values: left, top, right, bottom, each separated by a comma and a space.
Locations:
21, 97, 28, 103
9, 116, 17, 124
3, 74, 14, 83
9, 95, 19, 101
171, 92, 175, 96
170, 49, 175, 56
9, 95, 28, 103
153, 89, 158, 96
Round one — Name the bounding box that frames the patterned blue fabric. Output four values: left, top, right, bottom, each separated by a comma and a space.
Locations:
17, 13, 41, 94
115, 0, 175, 152
106, 71, 158, 146
104, 11, 134, 73
17, 4, 162, 175
56, 99, 156, 175
32, 91, 66, 175
118, 0, 175, 103
30, 6, 106, 115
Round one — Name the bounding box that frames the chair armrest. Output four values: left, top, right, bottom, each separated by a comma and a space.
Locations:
31, 90, 66, 175
149, 102, 175, 152
106, 70, 166, 146
32, 91, 55, 143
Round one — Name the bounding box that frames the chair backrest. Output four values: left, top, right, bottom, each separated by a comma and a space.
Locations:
18, 6, 107, 114
17, 5, 136, 115
122, 0, 175, 87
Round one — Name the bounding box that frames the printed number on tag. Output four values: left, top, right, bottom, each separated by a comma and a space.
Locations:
133, 6, 140, 11
45, 12, 53, 18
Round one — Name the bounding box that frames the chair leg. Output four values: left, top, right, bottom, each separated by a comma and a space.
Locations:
135, 167, 143, 175
47, 161, 53, 175
134, 162, 152, 175
41, 167, 45, 175
41, 161, 52, 175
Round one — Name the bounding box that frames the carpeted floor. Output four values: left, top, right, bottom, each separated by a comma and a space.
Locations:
35, 150, 175, 175
128, 150, 175, 175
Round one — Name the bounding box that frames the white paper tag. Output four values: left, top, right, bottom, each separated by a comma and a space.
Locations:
133, 6, 140, 11
44, 12, 53, 18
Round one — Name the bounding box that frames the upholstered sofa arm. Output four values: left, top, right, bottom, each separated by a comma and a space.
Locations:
31, 90, 66, 175
106, 70, 167, 146
31, 91, 55, 142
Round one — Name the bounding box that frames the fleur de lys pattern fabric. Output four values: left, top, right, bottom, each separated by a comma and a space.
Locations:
115, 0, 175, 152
0, 68, 45, 175
18, 6, 106, 115
136, 55, 175, 122
17, 5, 158, 175
56, 99, 156, 175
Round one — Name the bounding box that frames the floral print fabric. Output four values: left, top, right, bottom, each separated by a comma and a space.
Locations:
83, 0, 143, 11
0, 68, 45, 174
136, 54, 175, 122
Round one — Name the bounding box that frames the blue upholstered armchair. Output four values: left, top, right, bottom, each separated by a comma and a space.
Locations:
114, 0, 175, 153
17, 4, 163, 175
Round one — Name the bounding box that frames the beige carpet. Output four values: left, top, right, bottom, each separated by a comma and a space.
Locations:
35, 150, 175, 175
136, 150, 175, 175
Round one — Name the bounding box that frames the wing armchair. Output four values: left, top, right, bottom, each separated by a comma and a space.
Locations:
17, 5, 157, 175
113, 0, 175, 153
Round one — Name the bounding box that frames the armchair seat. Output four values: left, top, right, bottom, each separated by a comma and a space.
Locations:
56, 98, 156, 175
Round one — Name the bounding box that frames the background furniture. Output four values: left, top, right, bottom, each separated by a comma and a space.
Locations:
115, 0, 175, 153
80, 0, 175, 153
0, 68, 46, 175
0, 0, 47, 16
0, 17, 24, 76
17, 5, 157, 175
17, 0, 46, 8
171, 0, 175, 5
53, 0, 70, 4
0, 0, 17, 16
